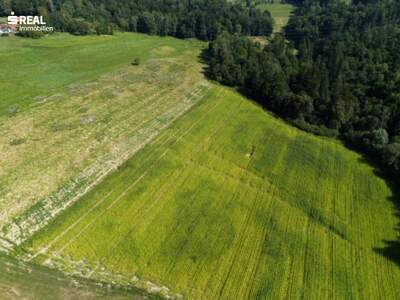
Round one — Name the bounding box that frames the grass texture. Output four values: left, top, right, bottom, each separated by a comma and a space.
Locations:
19, 85, 400, 299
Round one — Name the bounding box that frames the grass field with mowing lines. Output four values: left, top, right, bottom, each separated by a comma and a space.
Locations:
0, 33, 208, 246
0, 254, 155, 300
18, 85, 400, 299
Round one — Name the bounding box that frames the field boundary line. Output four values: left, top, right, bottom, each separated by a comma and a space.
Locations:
34, 86, 223, 259
0, 64, 207, 248
2, 82, 211, 253
97, 94, 233, 264
53, 87, 223, 256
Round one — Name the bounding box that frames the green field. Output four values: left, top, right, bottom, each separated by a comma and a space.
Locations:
1, 32, 400, 299
0, 33, 203, 116
16, 84, 400, 299
0, 33, 209, 240
0, 253, 154, 300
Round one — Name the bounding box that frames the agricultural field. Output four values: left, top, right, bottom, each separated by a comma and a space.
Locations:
0, 33, 209, 248
16, 84, 400, 299
0, 33, 204, 115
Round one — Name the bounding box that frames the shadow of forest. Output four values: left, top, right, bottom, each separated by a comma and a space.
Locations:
199, 48, 400, 267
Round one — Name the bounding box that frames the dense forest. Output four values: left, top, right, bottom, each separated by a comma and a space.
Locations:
207, 0, 400, 178
0, 0, 273, 39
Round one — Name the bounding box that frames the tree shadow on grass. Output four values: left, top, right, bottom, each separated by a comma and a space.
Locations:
199, 46, 400, 266
353, 149, 400, 266
372, 179, 400, 266
199, 48, 212, 78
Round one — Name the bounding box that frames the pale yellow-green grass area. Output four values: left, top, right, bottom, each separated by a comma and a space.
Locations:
20, 85, 400, 299
261, 3, 295, 32
0, 33, 209, 247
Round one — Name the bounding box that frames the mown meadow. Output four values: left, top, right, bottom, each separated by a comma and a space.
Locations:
0, 33, 203, 115
19, 84, 400, 299
0, 33, 208, 241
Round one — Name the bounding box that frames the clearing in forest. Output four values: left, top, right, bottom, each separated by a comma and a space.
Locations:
260, 3, 295, 32
0, 33, 209, 248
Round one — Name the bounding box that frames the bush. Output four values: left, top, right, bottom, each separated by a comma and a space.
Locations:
382, 143, 400, 174
95, 22, 114, 35
71, 20, 94, 35
131, 58, 141, 66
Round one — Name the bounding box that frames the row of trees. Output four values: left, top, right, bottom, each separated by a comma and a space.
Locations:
207, 0, 400, 177
0, 0, 273, 39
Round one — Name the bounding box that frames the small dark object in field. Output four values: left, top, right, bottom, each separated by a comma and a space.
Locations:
131, 58, 141, 66
250, 145, 256, 157
10, 138, 25, 146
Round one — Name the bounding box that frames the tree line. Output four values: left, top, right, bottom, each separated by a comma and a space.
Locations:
0, 0, 273, 39
207, 0, 400, 178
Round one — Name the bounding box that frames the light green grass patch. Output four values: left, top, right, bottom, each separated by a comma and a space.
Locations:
0, 33, 203, 116
260, 3, 295, 32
